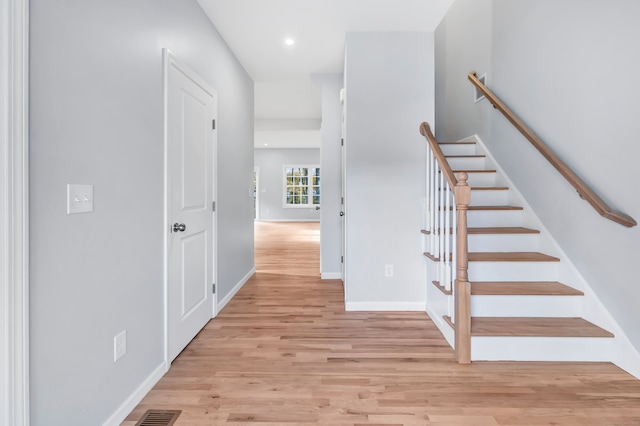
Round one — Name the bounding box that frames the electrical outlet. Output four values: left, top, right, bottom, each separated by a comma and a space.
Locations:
114, 330, 127, 362
384, 264, 393, 277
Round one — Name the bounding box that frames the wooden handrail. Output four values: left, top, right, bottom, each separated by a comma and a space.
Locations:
420, 123, 458, 188
468, 72, 637, 227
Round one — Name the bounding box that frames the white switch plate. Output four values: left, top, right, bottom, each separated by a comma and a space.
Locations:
385, 264, 394, 277
67, 184, 94, 214
114, 330, 127, 362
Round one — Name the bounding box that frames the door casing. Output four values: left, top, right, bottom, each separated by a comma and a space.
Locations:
1, 0, 30, 424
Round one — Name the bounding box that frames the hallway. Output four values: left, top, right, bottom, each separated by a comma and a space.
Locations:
124, 222, 640, 425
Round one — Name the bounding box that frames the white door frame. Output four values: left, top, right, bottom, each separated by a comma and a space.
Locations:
253, 167, 260, 220
340, 88, 347, 294
1, 0, 30, 425
163, 49, 218, 366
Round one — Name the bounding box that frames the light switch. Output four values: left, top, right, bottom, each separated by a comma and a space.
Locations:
67, 184, 94, 214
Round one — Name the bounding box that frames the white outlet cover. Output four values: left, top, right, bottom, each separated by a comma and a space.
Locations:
114, 330, 127, 362
67, 184, 94, 214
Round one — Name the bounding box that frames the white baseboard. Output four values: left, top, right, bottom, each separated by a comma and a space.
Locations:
217, 267, 256, 313
426, 305, 454, 348
321, 272, 342, 280
102, 361, 167, 426
345, 301, 426, 311
612, 330, 640, 380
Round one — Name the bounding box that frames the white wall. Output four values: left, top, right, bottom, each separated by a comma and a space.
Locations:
254, 148, 320, 221
29, 0, 254, 424
434, 0, 492, 140
344, 32, 434, 310
435, 0, 640, 352
313, 73, 343, 278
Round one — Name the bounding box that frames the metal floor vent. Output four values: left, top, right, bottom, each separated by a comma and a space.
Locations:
135, 410, 182, 426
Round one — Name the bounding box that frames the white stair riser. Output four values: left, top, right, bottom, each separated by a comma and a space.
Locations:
445, 157, 487, 170
468, 261, 559, 281
434, 189, 508, 205
471, 295, 582, 317
468, 233, 539, 252
427, 233, 539, 252
439, 144, 477, 156
437, 171, 497, 187
470, 189, 509, 206
462, 172, 497, 187
471, 336, 613, 362
465, 210, 523, 227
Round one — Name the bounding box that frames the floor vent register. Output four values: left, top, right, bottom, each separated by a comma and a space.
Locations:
134, 409, 182, 426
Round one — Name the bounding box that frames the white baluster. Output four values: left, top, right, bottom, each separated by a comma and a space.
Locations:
439, 167, 445, 288
451, 188, 458, 323
428, 155, 433, 255
425, 145, 431, 228
444, 181, 451, 291
432, 162, 439, 257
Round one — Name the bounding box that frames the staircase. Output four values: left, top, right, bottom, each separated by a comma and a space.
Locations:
423, 138, 615, 362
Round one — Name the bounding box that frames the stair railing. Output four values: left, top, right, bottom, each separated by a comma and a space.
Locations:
468, 72, 636, 228
421, 122, 471, 364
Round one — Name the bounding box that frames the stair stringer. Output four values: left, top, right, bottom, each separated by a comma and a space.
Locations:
424, 134, 640, 380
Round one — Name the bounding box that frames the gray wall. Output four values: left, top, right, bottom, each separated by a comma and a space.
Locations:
436, 0, 640, 350
254, 148, 321, 221
344, 32, 434, 308
29, 0, 254, 424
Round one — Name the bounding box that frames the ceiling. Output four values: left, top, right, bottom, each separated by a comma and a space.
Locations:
196, 0, 454, 147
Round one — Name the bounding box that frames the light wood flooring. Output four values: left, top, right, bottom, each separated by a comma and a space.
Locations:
123, 222, 640, 425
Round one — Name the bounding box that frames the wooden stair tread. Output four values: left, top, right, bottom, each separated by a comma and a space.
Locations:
444, 316, 613, 338
469, 205, 523, 211
451, 169, 497, 173
438, 205, 523, 211
421, 227, 539, 235
432, 280, 452, 295
468, 252, 560, 262
471, 281, 584, 296
438, 141, 476, 145
424, 251, 559, 262
439, 186, 508, 191
470, 186, 509, 190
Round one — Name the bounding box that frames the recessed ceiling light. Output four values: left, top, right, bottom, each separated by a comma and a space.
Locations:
284, 38, 295, 46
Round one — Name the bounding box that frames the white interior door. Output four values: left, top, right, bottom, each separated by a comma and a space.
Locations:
165, 50, 217, 362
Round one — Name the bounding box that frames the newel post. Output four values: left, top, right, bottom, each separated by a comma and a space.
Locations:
453, 172, 471, 364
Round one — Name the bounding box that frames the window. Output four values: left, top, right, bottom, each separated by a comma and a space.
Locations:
283, 165, 320, 208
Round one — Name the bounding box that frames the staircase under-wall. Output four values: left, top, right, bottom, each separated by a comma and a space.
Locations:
423, 138, 616, 362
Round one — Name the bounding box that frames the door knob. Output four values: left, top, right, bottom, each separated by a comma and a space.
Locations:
315, 205, 321, 210
173, 223, 186, 232
339, 211, 345, 217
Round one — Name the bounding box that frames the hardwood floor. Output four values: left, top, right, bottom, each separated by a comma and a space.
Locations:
123, 222, 640, 425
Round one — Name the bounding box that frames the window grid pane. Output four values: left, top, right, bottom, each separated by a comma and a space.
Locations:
284, 166, 320, 207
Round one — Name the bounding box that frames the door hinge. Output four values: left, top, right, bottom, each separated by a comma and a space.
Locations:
212, 283, 216, 294
341, 138, 344, 146
212, 201, 216, 212
341, 256, 344, 263
341, 197, 344, 205
212, 119, 216, 130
